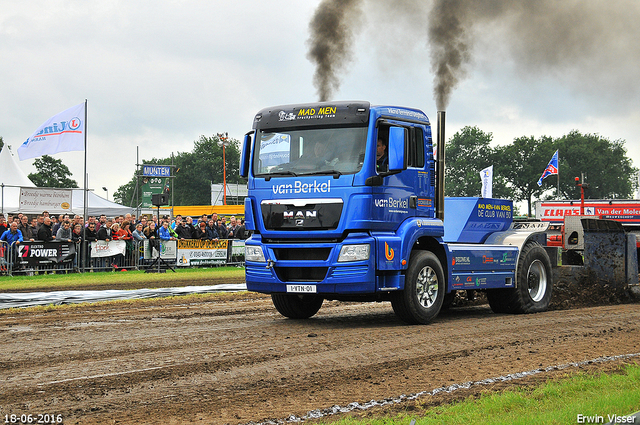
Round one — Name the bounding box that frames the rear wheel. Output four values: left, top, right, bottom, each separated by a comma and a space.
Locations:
391, 250, 445, 324
487, 242, 553, 314
271, 293, 324, 319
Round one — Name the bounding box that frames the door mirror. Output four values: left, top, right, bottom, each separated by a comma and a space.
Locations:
240, 132, 253, 178
388, 126, 407, 172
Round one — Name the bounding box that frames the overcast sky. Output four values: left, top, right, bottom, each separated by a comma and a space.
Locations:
2, 0, 639, 201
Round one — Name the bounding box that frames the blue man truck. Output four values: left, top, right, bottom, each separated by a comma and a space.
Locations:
239, 102, 553, 324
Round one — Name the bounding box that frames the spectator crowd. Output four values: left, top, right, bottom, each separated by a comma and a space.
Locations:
1, 211, 249, 246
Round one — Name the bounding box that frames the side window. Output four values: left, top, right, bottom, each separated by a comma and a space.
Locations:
376, 125, 389, 173
408, 127, 425, 168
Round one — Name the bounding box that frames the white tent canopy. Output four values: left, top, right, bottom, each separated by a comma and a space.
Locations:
0, 144, 34, 187
0, 147, 133, 217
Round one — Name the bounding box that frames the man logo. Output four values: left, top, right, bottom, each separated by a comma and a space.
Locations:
284, 210, 317, 219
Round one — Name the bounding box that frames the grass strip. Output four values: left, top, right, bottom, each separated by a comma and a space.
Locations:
0, 266, 245, 291
324, 363, 640, 425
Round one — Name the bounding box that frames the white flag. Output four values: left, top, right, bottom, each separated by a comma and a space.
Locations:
18, 102, 85, 161
480, 165, 493, 198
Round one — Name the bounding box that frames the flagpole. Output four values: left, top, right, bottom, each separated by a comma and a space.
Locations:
557, 149, 560, 199
83, 99, 88, 221
80, 99, 90, 271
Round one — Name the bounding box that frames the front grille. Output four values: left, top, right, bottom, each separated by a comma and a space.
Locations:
264, 238, 340, 244
261, 202, 342, 230
275, 267, 328, 282
273, 248, 331, 261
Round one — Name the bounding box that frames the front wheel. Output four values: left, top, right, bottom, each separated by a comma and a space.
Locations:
271, 293, 323, 319
391, 250, 445, 325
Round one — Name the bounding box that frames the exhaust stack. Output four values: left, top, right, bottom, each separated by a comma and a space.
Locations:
436, 110, 446, 220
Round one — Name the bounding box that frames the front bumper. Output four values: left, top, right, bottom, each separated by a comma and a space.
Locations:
245, 233, 377, 294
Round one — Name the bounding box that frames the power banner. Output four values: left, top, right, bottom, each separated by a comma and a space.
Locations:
176, 239, 228, 266
17, 242, 76, 267
91, 240, 126, 257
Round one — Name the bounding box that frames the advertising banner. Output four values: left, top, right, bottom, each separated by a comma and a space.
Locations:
536, 200, 640, 225
91, 240, 126, 258
230, 240, 245, 263
176, 239, 228, 266
259, 133, 290, 168
143, 239, 177, 260
17, 241, 76, 267
18, 187, 73, 214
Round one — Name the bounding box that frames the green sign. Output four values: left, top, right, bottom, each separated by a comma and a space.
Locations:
141, 177, 171, 208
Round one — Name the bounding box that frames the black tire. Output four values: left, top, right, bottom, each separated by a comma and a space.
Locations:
271, 293, 324, 319
441, 291, 456, 310
487, 242, 553, 314
391, 250, 445, 325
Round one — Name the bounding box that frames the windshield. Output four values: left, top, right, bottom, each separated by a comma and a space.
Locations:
253, 127, 367, 176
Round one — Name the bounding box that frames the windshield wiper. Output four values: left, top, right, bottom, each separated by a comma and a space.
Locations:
257, 171, 298, 181
301, 170, 342, 178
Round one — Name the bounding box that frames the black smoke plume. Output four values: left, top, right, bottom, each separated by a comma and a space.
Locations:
306, 0, 363, 102
307, 0, 640, 110
428, 0, 469, 111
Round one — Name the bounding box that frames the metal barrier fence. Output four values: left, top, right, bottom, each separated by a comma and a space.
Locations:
83, 240, 144, 272
0, 240, 9, 275
1, 239, 245, 276
2, 240, 76, 275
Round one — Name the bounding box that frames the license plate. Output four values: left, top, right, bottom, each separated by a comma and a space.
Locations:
286, 284, 317, 293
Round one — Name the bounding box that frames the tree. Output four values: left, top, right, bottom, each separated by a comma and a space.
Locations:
555, 131, 637, 199
113, 174, 138, 206
28, 155, 78, 188
444, 126, 510, 199
115, 133, 243, 207
171, 134, 242, 205
0, 136, 4, 151
494, 135, 556, 217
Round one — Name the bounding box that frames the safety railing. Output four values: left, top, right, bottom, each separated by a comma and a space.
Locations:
0, 240, 9, 275
0, 238, 245, 276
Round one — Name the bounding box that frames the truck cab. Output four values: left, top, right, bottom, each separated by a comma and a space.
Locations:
240, 101, 553, 324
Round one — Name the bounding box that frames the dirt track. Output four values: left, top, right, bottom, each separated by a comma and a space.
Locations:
1, 294, 639, 424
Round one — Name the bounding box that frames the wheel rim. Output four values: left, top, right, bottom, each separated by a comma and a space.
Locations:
527, 259, 547, 302
416, 265, 439, 308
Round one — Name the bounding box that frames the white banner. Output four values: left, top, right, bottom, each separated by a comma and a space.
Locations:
143, 239, 177, 260
19, 187, 73, 214
18, 102, 86, 161
91, 240, 126, 258
259, 133, 290, 167
480, 165, 493, 198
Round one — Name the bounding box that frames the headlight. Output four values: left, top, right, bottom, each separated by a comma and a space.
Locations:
338, 244, 370, 262
245, 245, 266, 262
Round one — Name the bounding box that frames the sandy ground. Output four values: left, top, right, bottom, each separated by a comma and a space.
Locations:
1, 290, 639, 425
